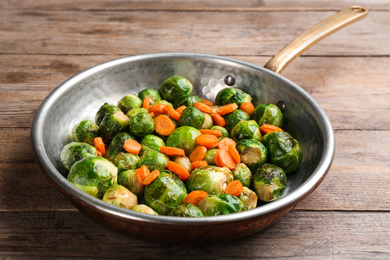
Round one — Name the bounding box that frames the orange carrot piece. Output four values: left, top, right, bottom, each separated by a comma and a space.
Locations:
189, 145, 207, 162
214, 149, 221, 166
211, 113, 226, 127
166, 161, 190, 181
228, 145, 240, 164
142, 169, 160, 185
217, 137, 236, 151
142, 98, 150, 110
97, 150, 103, 157
148, 104, 168, 116
176, 105, 187, 115
164, 105, 181, 121
260, 124, 283, 134
240, 102, 255, 115
149, 112, 155, 117
183, 190, 209, 206
93, 137, 106, 156
201, 98, 215, 107
135, 165, 150, 186
154, 114, 176, 136
217, 149, 236, 170
196, 134, 219, 149
194, 102, 212, 114
224, 180, 244, 196
216, 103, 238, 116
160, 146, 185, 157
190, 160, 208, 169
199, 129, 223, 137
123, 139, 142, 155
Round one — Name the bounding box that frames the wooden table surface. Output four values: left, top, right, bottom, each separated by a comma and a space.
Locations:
1, 0, 389, 258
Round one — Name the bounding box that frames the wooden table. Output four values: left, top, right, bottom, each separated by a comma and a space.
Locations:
1, 1, 389, 258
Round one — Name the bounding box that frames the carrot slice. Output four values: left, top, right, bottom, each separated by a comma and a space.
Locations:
217, 137, 236, 151
224, 180, 244, 196
93, 137, 106, 156
176, 105, 187, 115
183, 190, 209, 207
190, 160, 208, 169
160, 146, 185, 157
194, 102, 212, 114
240, 102, 255, 115
216, 103, 238, 116
199, 129, 223, 137
196, 134, 219, 149
189, 145, 207, 162
166, 161, 190, 181
214, 149, 221, 166
148, 104, 167, 116
211, 113, 226, 127
216, 149, 236, 170
142, 169, 160, 185
228, 145, 240, 164
201, 98, 215, 107
163, 105, 181, 121
154, 114, 176, 136
135, 165, 150, 186
97, 150, 103, 157
149, 112, 155, 118
123, 139, 142, 155
142, 98, 150, 110
260, 124, 283, 134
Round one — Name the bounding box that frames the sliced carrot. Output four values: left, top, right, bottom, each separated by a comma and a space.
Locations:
176, 105, 187, 115
154, 114, 176, 136
260, 124, 284, 134
196, 134, 219, 149
142, 98, 150, 110
216, 149, 236, 170
201, 98, 215, 107
148, 104, 167, 116
97, 150, 103, 157
189, 145, 207, 162
214, 149, 221, 166
217, 137, 236, 151
123, 139, 142, 155
142, 169, 160, 185
194, 102, 212, 114
149, 112, 155, 118
183, 190, 209, 207
199, 129, 223, 137
163, 105, 181, 121
240, 102, 255, 115
135, 165, 150, 186
93, 137, 106, 156
191, 160, 208, 169
160, 146, 185, 157
224, 180, 244, 196
228, 144, 240, 164
166, 161, 190, 181
216, 103, 238, 116
211, 113, 226, 127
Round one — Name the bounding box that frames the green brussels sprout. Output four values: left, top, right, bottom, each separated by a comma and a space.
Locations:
113, 152, 139, 173
173, 94, 202, 109
230, 120, 262, 142
179, 106, 205, 129
60, 141, 98, 170
236, 139, 268, 172
117, 94, 142, 114
102, 184, 138, 209
232, 163, 252, 188
132, 204, 158, 215
252, 163, 287, 202
67, 157, 117, 199
186, 165, 234, 195
251, 103, 283, 127
96, 103, 130, 144
215, 87, 239, 106
210, 125, 229, 141
126, 107, 149, 118
139, 134, 166, 156
105, 132, 136, 161
173, 156, 192, 174
168, 203, 205, 217
138, 89, 161, 105
238, 187, 258, 210
118, 169, 144, 196
72, 119, 98, 145
144, 170, 188, 215
159, 75, 193, 103
200, 113, 213, 129
137, 150, 169, 171
228, 89, 252, 106
128, 110, 155, 137
223, 109, 250, 132
198, 194, 246, 216
95, 103, 120, 126
166, 126, 201, 155
262, 131, 302, 173
204, 148, 218, 166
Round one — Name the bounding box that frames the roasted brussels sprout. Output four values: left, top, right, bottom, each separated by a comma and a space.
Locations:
118, 169, 144, 196
236, 139, 268, 171
166, 126, 201, 155
198, 194, 246, 216
140, 134, 166, 156
204, 148, 218, 166
67, 157, 117, 199
238, 187, 258, 210
173, 94, 202, 109
230, 120, 262, 142
105, 132, 136, 161
102, 184, 138, 209
173, 156, 192, 174
200, 113, 213, 129
96, 103, 129, 143
72, 119, 98, 145
60, 141, 98, 170
168, 203, 205, 217
223, 109, 250, 132
159, 75, 193, 103
262, 131, 302, 173
132, 204, 158, 215
215, 87, 239, 106
211, 125, 229, 140
251, 103, 283, 127
137, 150, 169, 171
179, 106, 205, 129
232, 163, 252, 188
113, 152, 139, 173
228, 89, 252, 106
138, 88, 161, 105
95, 102, 120, 126
127, 108, 155, 137
144, 170, 188, 215
252, 163, 287, 202
186, 166, 233, 195
117, 94, 142, 114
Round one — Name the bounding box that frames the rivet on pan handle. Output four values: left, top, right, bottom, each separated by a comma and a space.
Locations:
264, 5, 369, 74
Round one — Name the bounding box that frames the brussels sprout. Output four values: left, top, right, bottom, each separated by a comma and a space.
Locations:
173, 94, 202, 109
198, 194, 246, 216
251, 103, 283, 127
173, 156, 192, 174
128, 110, 155, 137
186, 165, 233, 195
96, 103, 130, 144
215, 87, 239, 106
72, 119, 98, 145
137, 150, 169, 171
60, 141, 98, 170
230, 120, 262, 142
166, 126, 201, 155
113, 152, 139, 173
252, 163, 287, 202
204, 148, 218, 166
179, 106, 205, 129
238, 187, 258, 210
236, 139, 268, 172
144, 170, 188, 215
159, 75, 193, 103
117, 94, 142, 114
95, 103, 120, 126
168, 203, 205, 217
118, 169, 144, 196
102, 184, 138, 209
132, 204, 158, 215
138, 89, 161, 105
228, 89, 252, 106
210, 126, 229, 141
232, 163, 252, 188
262, 131, 302, 173
223, 109, 250, 132
200, 113, 213, 129
67, 157, 117, 199
140, 134, 165, 156
105, 132, 136, 161
126, 107, 149, 118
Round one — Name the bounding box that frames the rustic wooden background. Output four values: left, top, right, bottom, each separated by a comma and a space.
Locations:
1, 0, 389, 258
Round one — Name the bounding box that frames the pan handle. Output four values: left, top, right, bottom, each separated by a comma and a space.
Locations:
264, 5, 368, 74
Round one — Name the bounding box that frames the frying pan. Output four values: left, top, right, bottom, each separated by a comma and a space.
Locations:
31, 6, 368, 244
